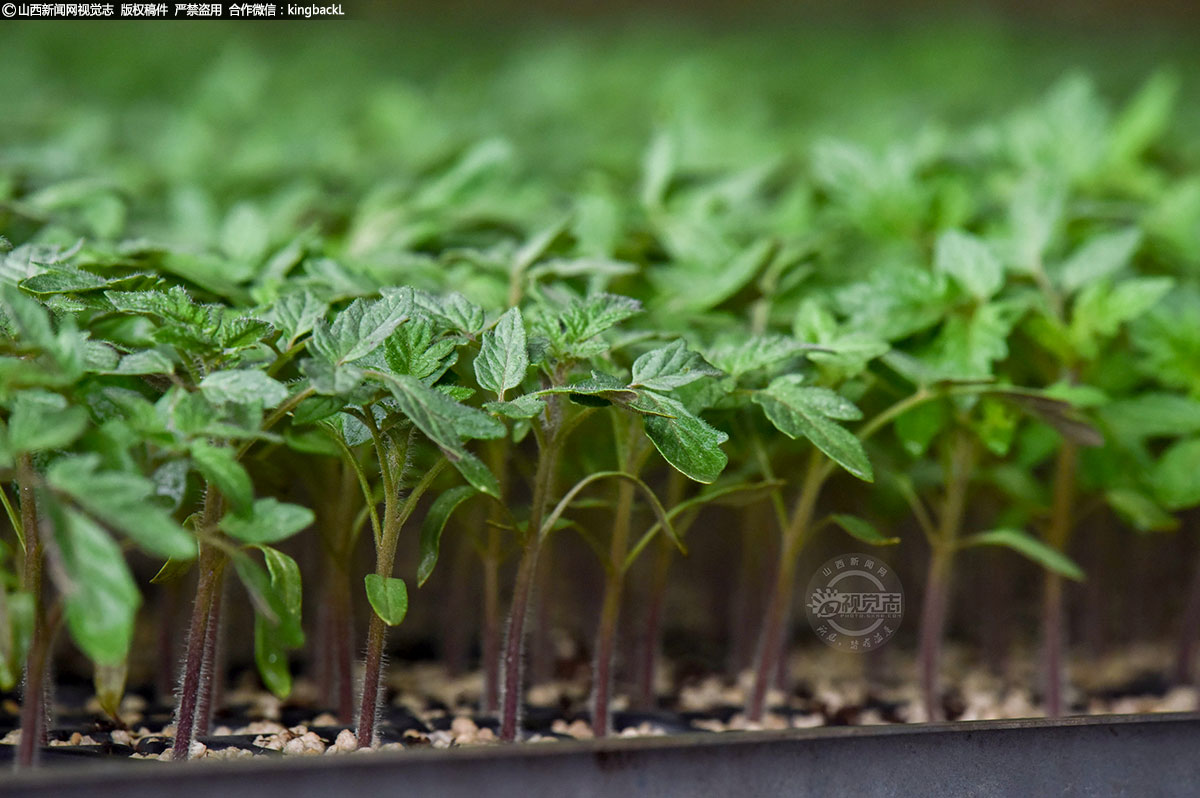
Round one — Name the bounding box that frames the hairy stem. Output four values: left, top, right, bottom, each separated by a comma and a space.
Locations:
172, 487, 225, 761
355, 444, 446, 748
171, 542, 225, 760
16, 454, 45, 769
498, 538, 541, 742
194, 579, 225, 737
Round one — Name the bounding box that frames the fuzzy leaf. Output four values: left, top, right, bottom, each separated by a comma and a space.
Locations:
630, 391, 729, 484
365, 574, 409, 625
268, 290, 327, 349
310, 292, 412, 365
754, 378, 873, 481
199, 369, 289, 409
474, 307, 529, 399
631, 340, 721, 392
484, 394, 547, 419
380, 373, 502, 497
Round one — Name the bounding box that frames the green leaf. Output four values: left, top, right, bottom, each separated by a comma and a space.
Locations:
474, 306, 528, 399
7, 390, 89, 454
1109, 70, 1179, 165
383, 316, 460, 382
254, 616, 292, 699
631, 340, 721, 392
310, 291, 412, 365
1100, 393, 1200, 440
268, 290, 327, 349
220, 497, 314, 544
378, 373, 502, 497
47, 456, 196, 560
301, 358, 365, 396
189, 440, 254, 516
252, 546, 302, 700
1057, 228, 1141, 295
149, 557, 194, 584
543, 293, 641, 357
112, 349, 174, 375
753, 377, 873, 481
894, 399, 947, 457
630, 391, 729, 484
220, 201, 269, 263
962, 528, 1084, 581
412, 290, 486, 335
418, 486, 478, 586
705, 335, 807, 379
829, 514, 899, 545
1105, 488, 1178, 533
935, 230, 1003, 300
199, 369, 289, 408
1154, 438, 1200, 511
484, 394, 547, 419
231, 552, 303, 647
55, 509, 141, 665
0, 592, 34, 691
365, 574, 409, 625
259, 546, 302, 622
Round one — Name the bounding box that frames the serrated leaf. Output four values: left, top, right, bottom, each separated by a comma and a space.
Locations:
631, 340, 721, 392
829, 514, 899, 545
754, 378, 873, 481
268, 291, 326, 349
630, 391, 728, 484
365, 574, 409, 625
962, 528, 1084, 581
474, 307, 528, 399
220, 497, 314, 544
412, 290, 486, 335
200, 369, 289, 409
189, 440, 254, 516
418, 486, 478, 586
484, 393, 546, 419
301, 358, 366, 396
705, 335, 806, 378
378, 373, 502, 496
383, 316, 460, 383
310, 291, 412, 365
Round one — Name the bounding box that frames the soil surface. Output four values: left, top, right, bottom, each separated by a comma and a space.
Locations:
2, 642, 1196, 764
